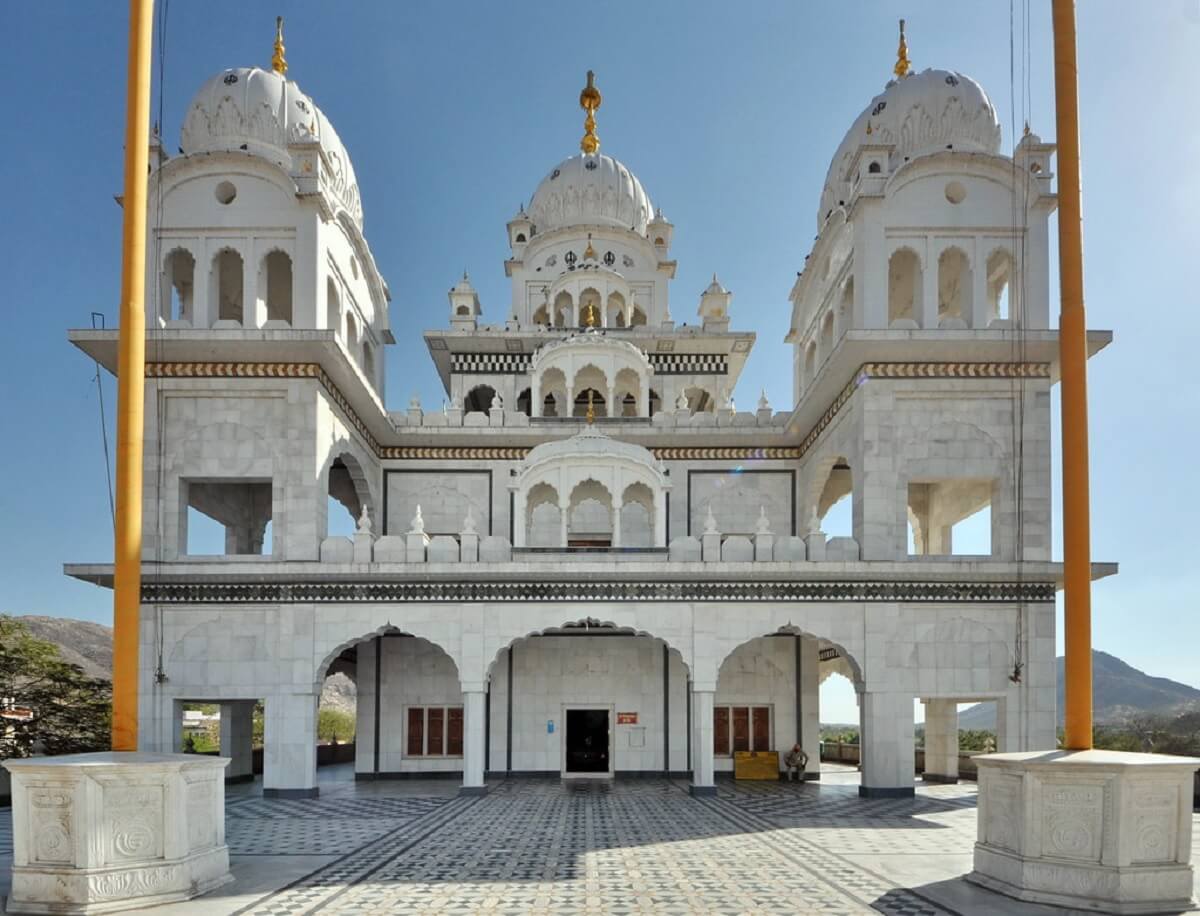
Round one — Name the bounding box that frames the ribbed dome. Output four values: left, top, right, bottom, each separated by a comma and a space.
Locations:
529, 153, 653, 236
180, 67, 362, 225
817, 68, 1002, 228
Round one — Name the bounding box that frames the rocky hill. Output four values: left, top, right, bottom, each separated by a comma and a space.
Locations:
5, 615, 356, 711
11, 615, 113, 680
958, 650, 1200, 729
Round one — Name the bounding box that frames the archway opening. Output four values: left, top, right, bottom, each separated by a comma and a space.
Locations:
816, 458, 853, 538
486, 622, 691, 776
213, 248, 244, 325
887, 248, 920, 326
937, 247, 971, 326
464, 384, 497, 414
986, 248, 1015, 323
567, 479, 613, 547
161, 248, 195, 323
264, 250, 293, 324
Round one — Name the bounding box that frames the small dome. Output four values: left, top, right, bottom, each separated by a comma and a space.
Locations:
817, 68, 1002, 228
529, 153, 653, 236
180, 67, 362, 225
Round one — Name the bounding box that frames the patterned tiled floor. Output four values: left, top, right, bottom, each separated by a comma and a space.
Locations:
229, 776, 967, 915
2, 772, 1197, 915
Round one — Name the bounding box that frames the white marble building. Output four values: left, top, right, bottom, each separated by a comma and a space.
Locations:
69, 49, 1113, 800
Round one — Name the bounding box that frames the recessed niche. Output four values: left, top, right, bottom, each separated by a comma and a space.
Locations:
214, 181, 237, 205
944, 181, 967, 204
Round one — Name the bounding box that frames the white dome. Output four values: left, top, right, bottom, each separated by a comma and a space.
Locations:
529, 153, 653, 236
818, 68, 1002, 228
180, 67, 362, 225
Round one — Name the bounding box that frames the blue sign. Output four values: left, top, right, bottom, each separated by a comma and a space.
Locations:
547, 720, 555, 734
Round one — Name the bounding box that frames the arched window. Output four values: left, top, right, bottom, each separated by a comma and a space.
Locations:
629, 306, 647, 327
567, 480, 613, 547
264, 251, 293, 325
937, 247, 971, 326
362, 340, 375, 385
326, 279, 341, 337
345, 311, 359, 357
213, 249, 244, 325
815, 457, 854, 538
464, 384, 497, 413
887, 249, 920, 327
804, 342, 817, 388
606, 292, 626, 328
553, 292, 573, 328
515, 232, 527, 243
161, 249, 195, 323
819, 310, 834, 365
532, 305, 549, 326
986, 248, 1015, 323
516, 388, 532, 416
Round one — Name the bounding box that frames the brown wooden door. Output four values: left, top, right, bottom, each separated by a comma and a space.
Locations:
752, 707, 770, 752
713, 706, 730, 755
407, 707, 424, 756
732, 706, 750, 752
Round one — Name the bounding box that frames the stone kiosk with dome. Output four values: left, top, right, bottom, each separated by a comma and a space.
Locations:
57, 23, 1126, 910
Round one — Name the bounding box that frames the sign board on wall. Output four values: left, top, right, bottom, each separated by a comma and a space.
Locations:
616, 712, 638, 725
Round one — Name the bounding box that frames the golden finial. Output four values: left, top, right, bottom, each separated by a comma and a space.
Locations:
1023, 120, 1031, 137
583, 232, 597, 260
894, 19, 910, 79
865, 119, 873, 136
579, 70, 602, 154
585, 389, 596, 424
583, 302, 599, 327
272, 16, 288, 76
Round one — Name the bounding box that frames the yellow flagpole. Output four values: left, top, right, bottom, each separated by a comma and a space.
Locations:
1051, 0, 1093, 750
112, 0, 155, 751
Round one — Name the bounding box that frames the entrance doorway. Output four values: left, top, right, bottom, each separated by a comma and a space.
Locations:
564, 708, 611, 776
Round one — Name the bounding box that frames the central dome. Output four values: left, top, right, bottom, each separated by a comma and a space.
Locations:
528, 152, 653, 236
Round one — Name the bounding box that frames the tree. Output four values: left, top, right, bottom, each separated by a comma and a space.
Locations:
317, 707, 355, 745
0, 616, 111, 757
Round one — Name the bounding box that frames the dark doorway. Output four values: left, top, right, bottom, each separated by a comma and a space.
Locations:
565, 708, 610, 774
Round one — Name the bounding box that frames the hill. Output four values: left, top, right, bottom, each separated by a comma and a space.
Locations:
10, 615, 113, 680
958, 650, 1200, 729
3, 615, 356, 712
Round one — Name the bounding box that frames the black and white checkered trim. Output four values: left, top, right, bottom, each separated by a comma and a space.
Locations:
648, 353, 728, 375
450, 353, 533, 374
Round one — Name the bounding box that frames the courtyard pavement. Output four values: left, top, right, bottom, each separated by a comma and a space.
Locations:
1, 764, 1197, 914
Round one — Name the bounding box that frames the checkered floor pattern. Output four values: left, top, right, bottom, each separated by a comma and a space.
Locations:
232, 777, 966, 915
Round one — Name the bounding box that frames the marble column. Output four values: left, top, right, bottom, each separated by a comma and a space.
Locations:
860, 690, 915, 797
461, 688, 487, 796
690, 687, 716, 796
264, 693, 318, 798
921, 698, 959, 783
797, 637, 821, 780
219, 700, 255, 783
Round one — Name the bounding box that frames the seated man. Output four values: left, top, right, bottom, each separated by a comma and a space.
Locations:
784, 743, 809, 782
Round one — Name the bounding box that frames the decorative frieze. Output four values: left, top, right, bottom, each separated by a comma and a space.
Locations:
140, 577, 1056, 605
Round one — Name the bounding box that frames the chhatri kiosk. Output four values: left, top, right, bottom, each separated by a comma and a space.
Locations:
69, 36, 1103, 802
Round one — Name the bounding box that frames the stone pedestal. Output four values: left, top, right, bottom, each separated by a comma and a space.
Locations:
970, 750, 1199, 914
3, 752, 231, 914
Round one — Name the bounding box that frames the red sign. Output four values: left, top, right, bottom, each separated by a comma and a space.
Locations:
616, 712, 638, 725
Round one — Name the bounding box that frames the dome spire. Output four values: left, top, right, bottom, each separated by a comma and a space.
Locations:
894, 18, 911, 79
579, 70, 602, 154
272, 16, 288, 76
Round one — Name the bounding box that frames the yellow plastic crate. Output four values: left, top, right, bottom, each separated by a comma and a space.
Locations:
733, 750, 780, 780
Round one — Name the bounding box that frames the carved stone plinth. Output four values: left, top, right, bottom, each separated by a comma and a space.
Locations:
969, 750, 1199, 915
3, 752, 232, 914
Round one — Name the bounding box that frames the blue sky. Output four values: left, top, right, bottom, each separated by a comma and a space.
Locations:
2, 2, 1197, 724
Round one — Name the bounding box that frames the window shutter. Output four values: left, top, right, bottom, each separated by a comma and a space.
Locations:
428, 707, 445, 756
447, 707, 464, 756
752, 706, 770, 752
732, 706, 750, 753
407, 707, 425, 756
713, 706, 730, 756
